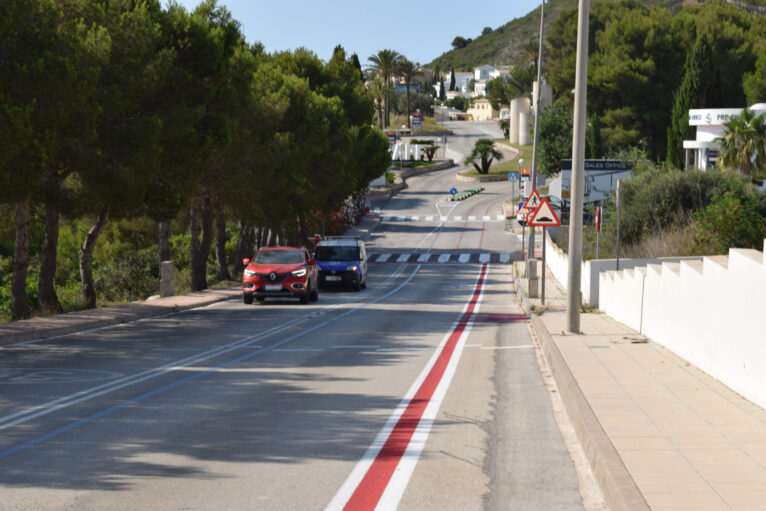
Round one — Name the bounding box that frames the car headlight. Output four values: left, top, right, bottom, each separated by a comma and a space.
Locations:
244, 269, 256, 277
346, 265, 358, 272
291, 268, 307, 277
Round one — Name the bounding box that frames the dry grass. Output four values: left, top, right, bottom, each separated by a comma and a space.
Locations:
553, 221, 702, 260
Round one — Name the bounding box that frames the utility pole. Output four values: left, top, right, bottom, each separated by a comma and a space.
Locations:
566, 0, 591, 334
527, 0, 545, 273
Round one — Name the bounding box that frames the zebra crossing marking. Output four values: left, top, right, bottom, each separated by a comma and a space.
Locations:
417, 253, 431, 262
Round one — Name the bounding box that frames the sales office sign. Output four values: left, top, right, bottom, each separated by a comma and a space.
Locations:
688, 108, 743, 126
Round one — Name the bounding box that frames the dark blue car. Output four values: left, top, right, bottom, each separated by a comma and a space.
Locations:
315, 237, 367, 291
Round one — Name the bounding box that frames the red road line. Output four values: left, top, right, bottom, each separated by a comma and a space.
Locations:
342, 264, 488, 510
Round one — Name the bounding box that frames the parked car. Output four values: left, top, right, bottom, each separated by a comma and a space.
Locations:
242, 247, 318, 304
315, 236, 367, 291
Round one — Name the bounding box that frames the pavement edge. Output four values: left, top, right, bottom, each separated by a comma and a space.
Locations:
528, 314, 650, 511
0, 287, 240, 346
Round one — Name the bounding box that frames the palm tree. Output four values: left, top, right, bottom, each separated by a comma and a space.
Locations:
716, 108, 766, 180
368, 49, 402, 128
398, 59, 421, 128
367, 78, 385, 129
464, 138, 504, 174
524, 39, 539, 75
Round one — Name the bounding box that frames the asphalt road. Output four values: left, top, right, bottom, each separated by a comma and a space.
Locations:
0, 121, 583, 510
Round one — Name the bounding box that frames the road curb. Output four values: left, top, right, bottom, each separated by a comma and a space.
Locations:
509, 262, 648, 510
529, 315, 650, 511
0, 287, 240, 346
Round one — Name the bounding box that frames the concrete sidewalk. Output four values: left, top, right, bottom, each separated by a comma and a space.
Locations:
0, 286, 240, 347
517, 260, 766, 510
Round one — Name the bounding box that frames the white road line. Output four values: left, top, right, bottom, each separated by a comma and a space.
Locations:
440, 216, 448, 222
0, 264, 418, 431
499, 253, 511, 264
417, 253, 431, 263
382, 216, 391, 221
483, 215, 491, 221
468, 215, 476, 221
437, 254, 451, 263
374, 208, 381, 213
479, 253, 491, 263
377, 253, 392, 262
273, 348, 324, 352
411, 215, 419, 221
332, 345, 381, 349
454, 215, 462, 221
496, 214, 504, 221
375, 347, 429, 352
458, 253, 471, 263
480, 345, 534, 350
397, 253, 411, 263
425, 215, 434, 222
397, 216, 406, 221
327, 265, 489, 510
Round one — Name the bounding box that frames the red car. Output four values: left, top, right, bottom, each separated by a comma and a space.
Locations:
242, 247, 318, 304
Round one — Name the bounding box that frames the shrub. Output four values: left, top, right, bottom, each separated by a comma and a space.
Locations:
694, 190, 766, 253
96, 247, 159, 303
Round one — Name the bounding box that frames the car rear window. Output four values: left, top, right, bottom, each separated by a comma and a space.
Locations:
316, 246, 359, 261
253, 250, 304, 264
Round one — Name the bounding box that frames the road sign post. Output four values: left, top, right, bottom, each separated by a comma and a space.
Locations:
595, 206, 601, 259
528, 198, 562, 306
522, 189, 543, 271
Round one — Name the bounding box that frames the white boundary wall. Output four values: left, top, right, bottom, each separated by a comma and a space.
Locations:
543, 231, 699, 306
600, 242, 766, 410
544, 231, 766, 409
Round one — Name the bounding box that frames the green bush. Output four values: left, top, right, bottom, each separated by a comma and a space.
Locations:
96, 247, 159, 303
695, 191, 766, 254
617, 167, 755, 246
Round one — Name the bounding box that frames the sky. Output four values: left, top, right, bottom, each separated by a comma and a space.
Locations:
167, 0, 544, 65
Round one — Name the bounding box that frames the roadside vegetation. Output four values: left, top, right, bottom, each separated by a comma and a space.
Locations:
553, 161, 766, 260
1, 0, 391, 322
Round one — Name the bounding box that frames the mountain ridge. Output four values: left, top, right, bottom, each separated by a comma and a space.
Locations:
428, 0, 764, 72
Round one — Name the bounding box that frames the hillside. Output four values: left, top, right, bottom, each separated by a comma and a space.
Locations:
428, 0, 763, 71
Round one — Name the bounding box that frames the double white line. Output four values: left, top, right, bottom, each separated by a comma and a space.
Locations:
0, 265, 418, 436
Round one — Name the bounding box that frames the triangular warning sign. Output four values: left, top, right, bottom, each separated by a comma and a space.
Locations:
522, 189, 542, 211
528, 197, 561, 227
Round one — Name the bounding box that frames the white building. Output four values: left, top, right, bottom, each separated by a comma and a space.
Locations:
489, 68, 510, 80
474, 65, 496, 82
682, 104, 766, 171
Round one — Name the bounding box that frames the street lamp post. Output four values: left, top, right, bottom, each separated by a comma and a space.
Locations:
527, 0, 545, 273
566, 0, 591, 334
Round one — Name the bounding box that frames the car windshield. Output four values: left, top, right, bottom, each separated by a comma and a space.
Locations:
315, 246, 359, 261
253, 249, 304, 264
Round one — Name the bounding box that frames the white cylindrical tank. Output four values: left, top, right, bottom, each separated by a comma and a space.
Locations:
519, 110, 530, 145
509, 98, 521, 143
518, 97, 531, 145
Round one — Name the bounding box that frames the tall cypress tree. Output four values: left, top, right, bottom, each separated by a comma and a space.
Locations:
667, 36, 715, 168
449, 68, 456, 92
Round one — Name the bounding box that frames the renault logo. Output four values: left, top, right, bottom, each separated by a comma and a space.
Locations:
269, 272, 277, 281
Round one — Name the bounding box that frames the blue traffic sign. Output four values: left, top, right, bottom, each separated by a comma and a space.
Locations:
449, 187, 458, 196
508, 172, 518, 182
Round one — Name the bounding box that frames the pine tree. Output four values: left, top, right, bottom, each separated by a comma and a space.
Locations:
666, 36, 714, 168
